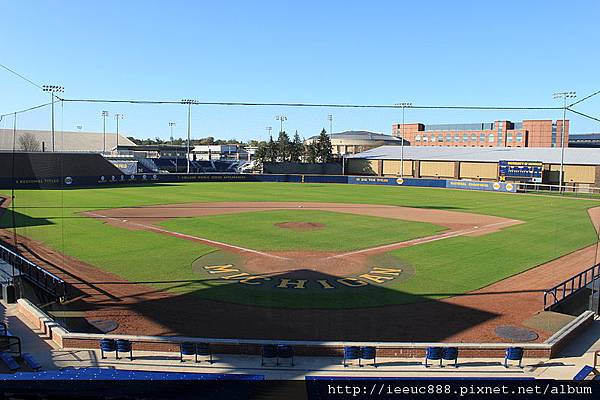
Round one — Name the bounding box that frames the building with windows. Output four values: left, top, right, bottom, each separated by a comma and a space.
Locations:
569, 134, 600, 148
391, 120, 569, 148
305, 130, 408, 156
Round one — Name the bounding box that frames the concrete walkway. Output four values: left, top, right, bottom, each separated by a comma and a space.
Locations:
2, 302, 598, 380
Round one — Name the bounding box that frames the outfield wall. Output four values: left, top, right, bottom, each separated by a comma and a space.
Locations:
0, 172, 517, 192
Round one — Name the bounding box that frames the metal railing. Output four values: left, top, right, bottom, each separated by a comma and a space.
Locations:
518, 182, 600, 199
0, 243, 66, 300
543, 263, 600, 310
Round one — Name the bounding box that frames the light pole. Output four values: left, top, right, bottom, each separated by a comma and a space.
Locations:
394, 102, 412, 177
169, 122, 176, 145
181, 99, 199, 173
275, 115, 287, 134
553, 91, 576, 188
327, 114, 333, 137
101, 111, 109, 153
42, 85, 64, 152
114, 113, 124, 152
266, 126, 272, 139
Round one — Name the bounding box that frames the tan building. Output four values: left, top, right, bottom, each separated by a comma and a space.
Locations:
0, 129, 135, 153
305, 131, 407, 156
391, 120, 569, 148
346, 146, 600, 186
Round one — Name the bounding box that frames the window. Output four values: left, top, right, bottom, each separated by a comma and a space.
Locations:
488, 133, 495, 142
446, 133, 452, 142
422, 135, 428, 142
463, 133, 468, 142
454, 133, 460, 142
516, 133, 523, 142
479, 133, 485, 142
471, 133, 477, 141
437, 134, 444, 142
415, 134, 421, 142
507, 134, 513, 142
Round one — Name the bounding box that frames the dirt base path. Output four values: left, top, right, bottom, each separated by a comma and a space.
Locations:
1, 200, 598, 342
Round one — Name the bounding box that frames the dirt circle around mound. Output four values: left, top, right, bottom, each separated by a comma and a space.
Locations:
275, 221, 325, 231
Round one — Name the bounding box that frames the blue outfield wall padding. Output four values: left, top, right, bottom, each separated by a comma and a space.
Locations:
347, 176, 447, 188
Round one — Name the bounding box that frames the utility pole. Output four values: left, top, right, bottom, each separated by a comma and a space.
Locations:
101, 111, 109, 153
114, 113, 124, 152
327, 114, 333, 137
553, 91, 576, 189
42, 85, 64, 151
181, 99, 199, 173
394, 102, 412, 177
169, 122, 176, 145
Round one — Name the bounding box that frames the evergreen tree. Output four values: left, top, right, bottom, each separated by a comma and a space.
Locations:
305, 141, 319, 163
266, 136, 278, 162
316, 128, 334, 163
277, 131, 291, 161
290, 131, 304, 162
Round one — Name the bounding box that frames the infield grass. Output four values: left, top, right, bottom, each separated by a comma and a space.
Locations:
159, 209, 445, 251
1, 182, 599, 308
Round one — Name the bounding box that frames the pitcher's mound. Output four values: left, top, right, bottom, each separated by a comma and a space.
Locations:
275, 222, 325, 231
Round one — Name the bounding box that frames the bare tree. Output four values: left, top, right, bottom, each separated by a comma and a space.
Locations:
18, 132, 41, 152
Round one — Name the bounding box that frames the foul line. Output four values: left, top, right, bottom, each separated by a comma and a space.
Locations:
328, 220, 519, 259
85, 212, 288, 260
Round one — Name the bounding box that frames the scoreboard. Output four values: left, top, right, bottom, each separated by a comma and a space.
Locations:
499, 160, 543, 183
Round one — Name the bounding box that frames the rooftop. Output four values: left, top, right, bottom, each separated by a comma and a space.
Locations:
0, 129, 135, 152
347, 145, 600, 165
308, 130, 403, 141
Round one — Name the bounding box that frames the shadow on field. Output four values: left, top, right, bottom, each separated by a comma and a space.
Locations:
0, 209, 54, 229
56, 269, 501, 342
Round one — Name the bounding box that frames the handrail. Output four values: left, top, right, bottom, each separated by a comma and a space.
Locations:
543, 263, 600, 310
0, 242, 66, 299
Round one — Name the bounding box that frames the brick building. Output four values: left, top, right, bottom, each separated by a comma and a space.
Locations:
391, 120, 569, 148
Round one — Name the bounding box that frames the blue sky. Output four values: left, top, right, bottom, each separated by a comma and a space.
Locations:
1, 0, 599, 141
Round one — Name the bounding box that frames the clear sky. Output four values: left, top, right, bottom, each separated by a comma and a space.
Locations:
1, 0, 599, 141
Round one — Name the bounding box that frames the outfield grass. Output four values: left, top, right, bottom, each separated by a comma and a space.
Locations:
1, 182, 599, 308
159, 209, 445, 252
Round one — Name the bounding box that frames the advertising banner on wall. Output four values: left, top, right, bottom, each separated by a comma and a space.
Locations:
446, 179, 517, 192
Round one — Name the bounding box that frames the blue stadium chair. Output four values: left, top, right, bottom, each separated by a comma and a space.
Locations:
196, 342, 213, 364
21, 353, 42, 371
424, 347, 443, 367
343, 346, 361, 367
99, 339, 117, 359
573, 365, 595, 380
180, 342, 196, 363
442, 347, 459, 367
261, 344, 277, 366
0, 352, 19, 371
276, 345, 294, 367
0, 322, 7, 336
504, 347, 524, 368
116, 339, 133, 361
360, 346, 377, 367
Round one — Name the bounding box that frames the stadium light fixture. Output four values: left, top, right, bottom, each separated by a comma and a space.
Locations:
114, 113, 124, 151
42, 85, 64, 152
169, 122, 176, 145
394, 102, 413, 177
181, 99, 200, 173
101, 111, 109, 153
327, 114, 333, 139
275, 115, 287, 134
266, 126, 272, 139
553, 92, 576, 189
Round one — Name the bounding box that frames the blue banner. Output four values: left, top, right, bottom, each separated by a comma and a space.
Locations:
446, 179, 517, 192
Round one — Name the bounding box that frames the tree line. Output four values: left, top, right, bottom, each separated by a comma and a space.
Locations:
254, 129, 334, 164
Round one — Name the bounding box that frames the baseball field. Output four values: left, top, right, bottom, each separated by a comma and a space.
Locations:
1, 181, 599, 341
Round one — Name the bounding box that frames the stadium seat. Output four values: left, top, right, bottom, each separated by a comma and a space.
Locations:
424, 347, 443, 367
180, 342, 197, 363
504, 347, 524, 368
276, 345, 294, 367
21, 353, 42, 371
0, 352, 20, 371
99, 339, 117, 359
196, 342, 213, 364
0, 322, 7, 336
573, 365, 596, 380
116, 339, 133, 361
441, 347, 459, 367
360, 346, 377, 367
261, 344, 277, 366
342, 346, 361, 367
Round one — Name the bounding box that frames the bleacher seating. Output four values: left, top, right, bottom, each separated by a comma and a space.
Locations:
99, 339, 117, 359
261, 344, 277, 366
574, 365, 596, 380
360, 346, 377, 367
342, 346, 361, 367
116, 339, 133, 361
442, 347, 459, 367
0, 352, 19, 371
21, 353, 41, 372
180, 342, 197, 363
0, 367, 265, 380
